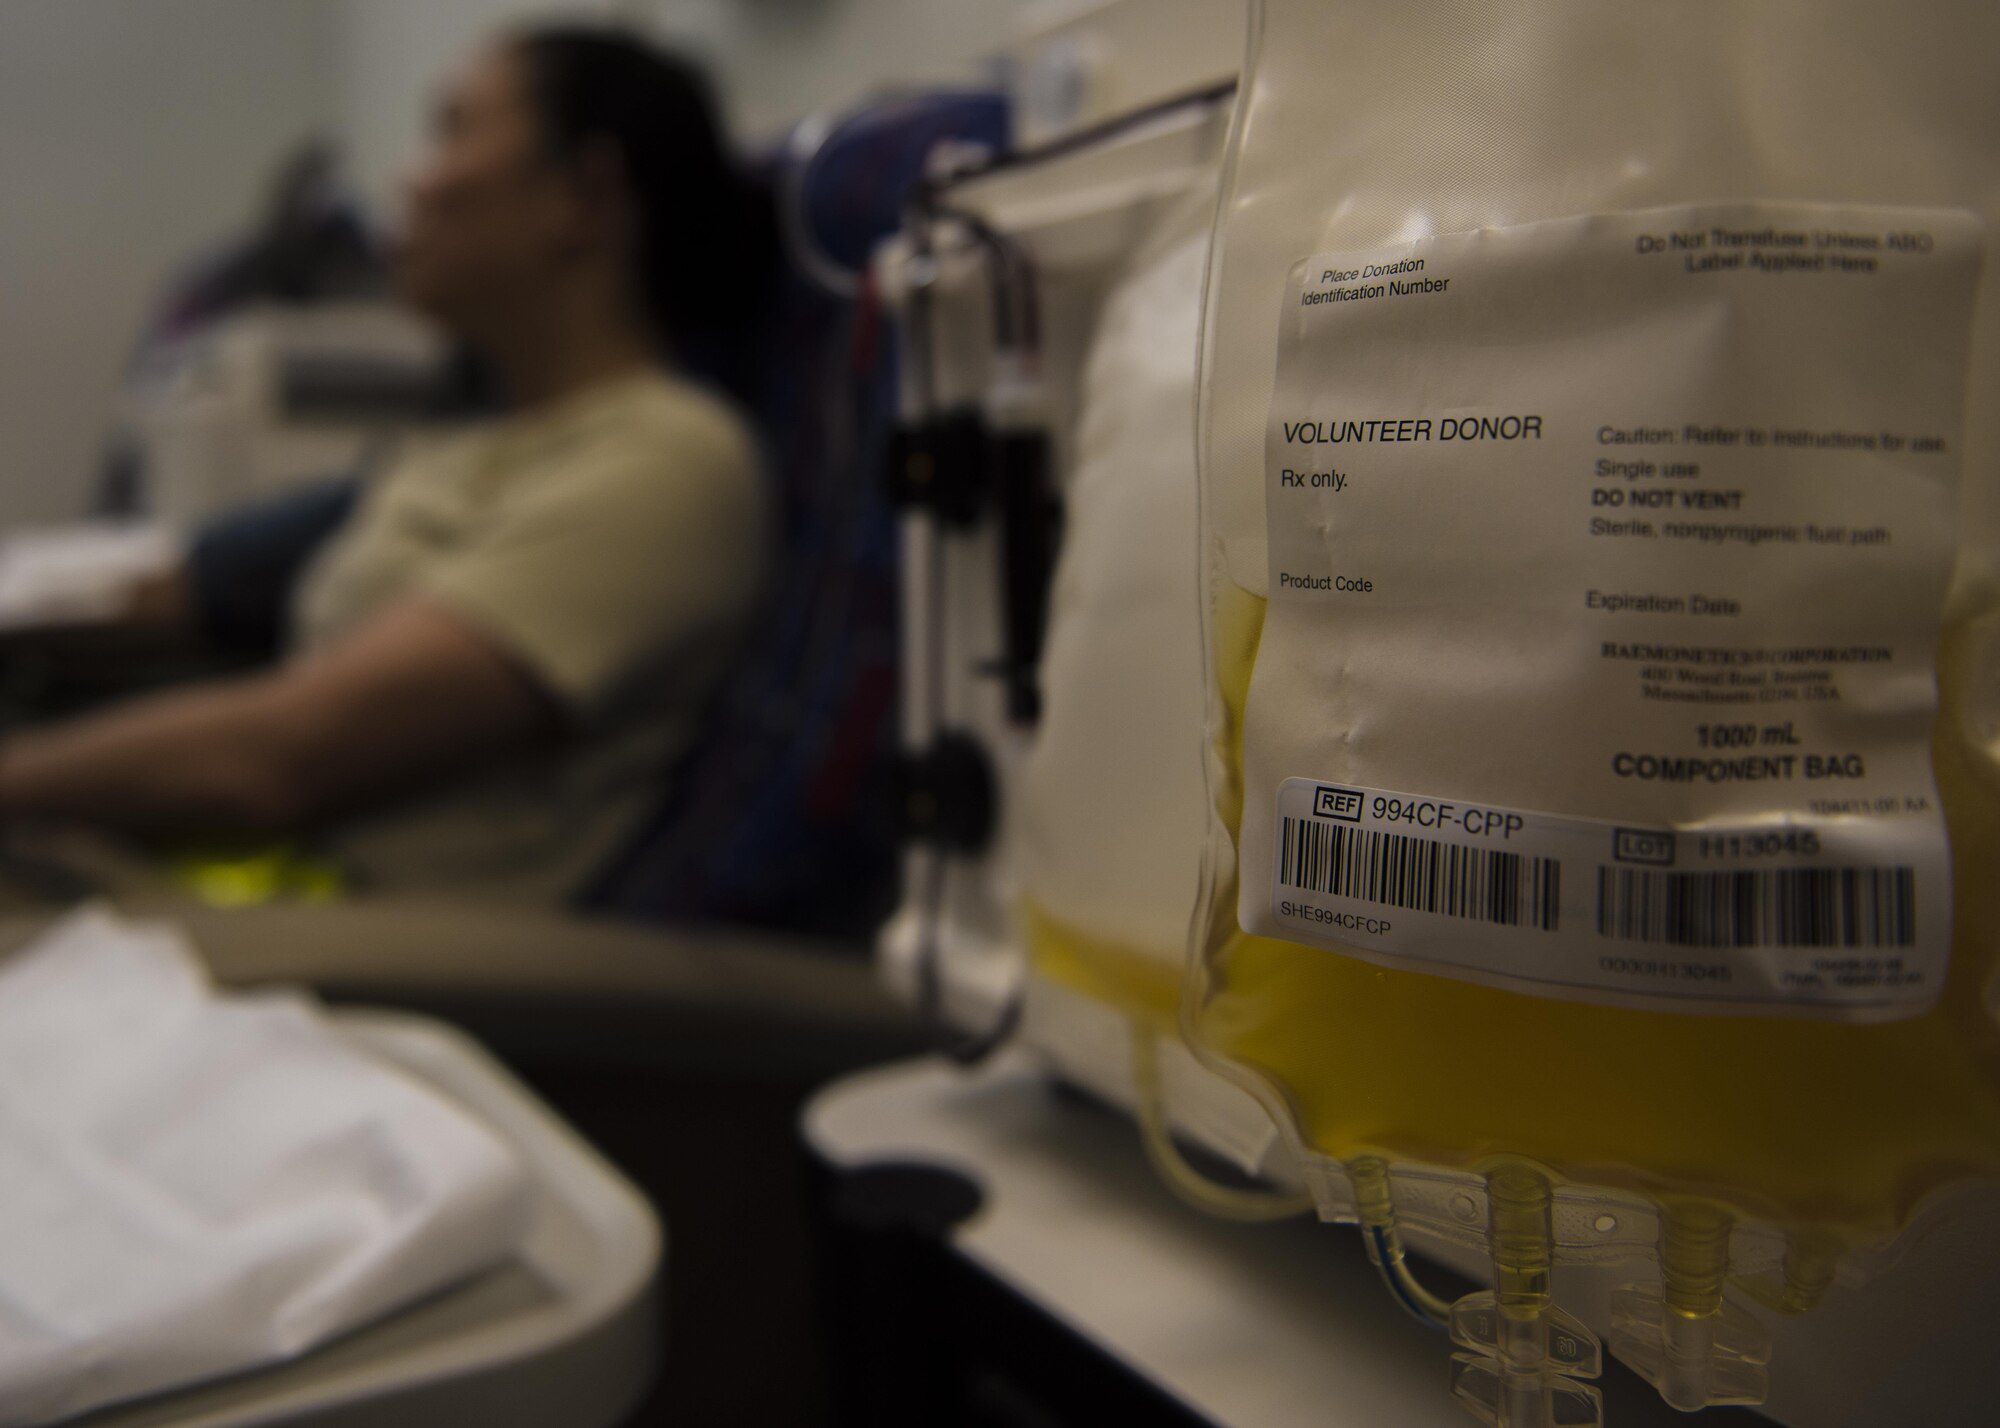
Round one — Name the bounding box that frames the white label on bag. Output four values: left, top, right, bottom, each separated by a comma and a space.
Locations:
1269, 777, 1937, 1008
1245, 202, 1982, 1017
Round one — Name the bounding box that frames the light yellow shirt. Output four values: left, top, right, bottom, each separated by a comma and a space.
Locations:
291, 370, 766, 903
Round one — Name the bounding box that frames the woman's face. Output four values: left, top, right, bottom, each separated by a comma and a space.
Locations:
394, 47, 577, 334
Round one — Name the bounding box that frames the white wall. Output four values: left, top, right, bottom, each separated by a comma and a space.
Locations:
0, 0, 338, 528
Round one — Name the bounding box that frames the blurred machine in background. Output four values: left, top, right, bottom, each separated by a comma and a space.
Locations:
0, 142, 440, 643
876, 0, 1270, 1166
115, 301, 441, 528
100, 139, 443, 529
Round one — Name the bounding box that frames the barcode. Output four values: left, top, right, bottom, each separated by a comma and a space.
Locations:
1278, 817, 1561, 931
1595, 866, 1916, 948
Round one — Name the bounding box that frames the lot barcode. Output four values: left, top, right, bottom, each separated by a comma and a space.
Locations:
1595, 866, 1916, 949
1278, 816, 1560, 931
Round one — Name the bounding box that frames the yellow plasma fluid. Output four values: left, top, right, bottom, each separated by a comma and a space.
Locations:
1189, 579, 2000, 1249
1024, 902, 1183, 1033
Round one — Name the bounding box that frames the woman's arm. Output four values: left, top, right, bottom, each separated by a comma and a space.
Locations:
0, 597, 559, 837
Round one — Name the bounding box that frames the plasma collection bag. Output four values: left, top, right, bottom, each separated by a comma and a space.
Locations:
1192, 2, 2000, 1424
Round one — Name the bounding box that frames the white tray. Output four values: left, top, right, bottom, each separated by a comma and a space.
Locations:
68, 1010, 661, 1428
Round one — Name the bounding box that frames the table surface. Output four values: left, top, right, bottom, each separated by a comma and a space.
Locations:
804, 1053, 1775, 1428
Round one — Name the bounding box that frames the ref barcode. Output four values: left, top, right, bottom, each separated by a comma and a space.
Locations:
1595, 866, 1917, 949
1277, 816, 1561, 931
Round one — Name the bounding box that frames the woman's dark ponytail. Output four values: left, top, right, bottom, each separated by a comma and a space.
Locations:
513, 27, 779, 354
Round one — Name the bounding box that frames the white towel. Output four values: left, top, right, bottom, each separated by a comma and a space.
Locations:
0, 525, 181, 630
0, 908, 532, 1425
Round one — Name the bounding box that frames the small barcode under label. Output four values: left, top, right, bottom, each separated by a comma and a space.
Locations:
1595, 866, 1917, 949
1278, 816, 1561, 931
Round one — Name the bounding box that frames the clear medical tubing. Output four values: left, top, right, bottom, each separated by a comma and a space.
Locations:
1130, 1030, 1315, 1224
1189, 1, 2000, 1422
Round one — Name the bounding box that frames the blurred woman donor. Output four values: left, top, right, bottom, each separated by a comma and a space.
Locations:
0, 29, 776, 904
